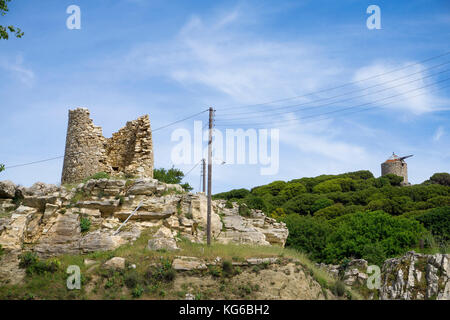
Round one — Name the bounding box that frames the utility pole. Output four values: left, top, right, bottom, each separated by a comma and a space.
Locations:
202, 158, 206, 193
206, 107, 214, 246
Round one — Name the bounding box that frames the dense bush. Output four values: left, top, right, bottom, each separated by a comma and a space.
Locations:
284, 214, 332, 261
427, 172, 450, 186
18, 252, 60, 275
213, 170, 450, 263
323, 211, 427, 264
415, 206, 450, 243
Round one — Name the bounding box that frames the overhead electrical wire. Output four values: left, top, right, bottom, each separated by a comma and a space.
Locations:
217, 60, 450, 118
3, 110, 209, 170
216, 69, 450, 124
215, 77, 450, 128
214, 50, 450, 111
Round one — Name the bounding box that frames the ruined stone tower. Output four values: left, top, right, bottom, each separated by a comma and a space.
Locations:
61, 108, 154, 184
381, 153, 411, 185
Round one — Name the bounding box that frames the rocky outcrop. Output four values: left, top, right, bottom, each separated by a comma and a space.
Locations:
147, 226, 179, 251
380, 252, 449, 300
317, 252, 450, 300
0, 178, 288, 284
0, 181, 16, 199
214, 200, 288, 246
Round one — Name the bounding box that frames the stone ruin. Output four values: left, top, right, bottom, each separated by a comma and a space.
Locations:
61, 108, 154, 184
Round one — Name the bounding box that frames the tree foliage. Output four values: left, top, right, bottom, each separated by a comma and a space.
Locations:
214, 170, 450, 263
0, 0, 23, 40
153, 167, 192, 191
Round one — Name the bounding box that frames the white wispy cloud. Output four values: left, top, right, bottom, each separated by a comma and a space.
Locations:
352, 62, 449, 115
0, 54, 35, 86
433, 126, 445, 141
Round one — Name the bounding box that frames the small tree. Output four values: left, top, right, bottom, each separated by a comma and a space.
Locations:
1, 0, 24, 40
0, 163, 4, 172
153, 167, 193, 191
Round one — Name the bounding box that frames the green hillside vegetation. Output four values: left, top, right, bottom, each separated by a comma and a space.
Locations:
213, 171, 450, 266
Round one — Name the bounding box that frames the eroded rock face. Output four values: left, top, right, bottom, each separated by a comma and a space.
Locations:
0, 181, 16, 199
0, 178, 288, 284
147, 226, 178, 251
380, 252, 449, 300
214, 201, 288, 247
103, 257, 126, 270
317, 252, 450, 300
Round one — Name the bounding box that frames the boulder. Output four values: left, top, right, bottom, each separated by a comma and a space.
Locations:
172, 256, 207, 271
147, 226, 178, 251
127, 178, 159, 195
0, 181, 16, 199
103, 257, 126, 270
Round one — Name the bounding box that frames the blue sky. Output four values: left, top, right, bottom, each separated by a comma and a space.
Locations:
0, 0, 449, 192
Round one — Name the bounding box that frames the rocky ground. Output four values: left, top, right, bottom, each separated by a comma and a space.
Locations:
0, 177, 293, 294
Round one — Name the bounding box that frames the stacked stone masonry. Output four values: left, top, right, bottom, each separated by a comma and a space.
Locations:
61, 108, 154, 184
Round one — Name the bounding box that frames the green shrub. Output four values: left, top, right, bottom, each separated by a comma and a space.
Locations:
331, 280, 346, 297
323, 211, 427, 264
124, 271, 140, 289
132, 286, 144, 298
19, 252, 38, 269
314, 203, 346, 219
83, 172, 110, 183
18, 252, 60, 275
225, 200, 233, 208
213, 188, 250, 200
251, 181, 286, 197
145, 258, 176, 283
80, 217, 91, 233
222, 260, 233, 276
415, 206, 450, 243
279, 182, 307, 198
238, 203, 251, 217
428, 173, 450, 186
284, 214, 332, 261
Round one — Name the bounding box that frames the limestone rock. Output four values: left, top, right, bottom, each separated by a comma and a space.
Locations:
0, 181, 16, 199
0, 212, 32, 250
103, 257, 126, 270
147, 226, 178, 251
172, 256, 207, 271
33, 213, 81, 258
127, 179, 159, 195
79, 230, 123, 253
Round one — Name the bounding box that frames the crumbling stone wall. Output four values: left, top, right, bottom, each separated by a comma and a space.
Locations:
61, 108, 153, 184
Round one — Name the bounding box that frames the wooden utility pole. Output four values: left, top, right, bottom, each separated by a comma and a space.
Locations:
202, 158, 206, 193
206, 107, 214, 246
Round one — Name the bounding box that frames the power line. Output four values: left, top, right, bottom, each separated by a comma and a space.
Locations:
152, 109, 209, 132
182, 159, 203, 180
3, 110, 209, 171
216, 69, 450, 124
215, 50, 450, 111
268, 81, 450, 130
215, 77, 450, 128
4, 156, 64, 169
217, 61, 450, 118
